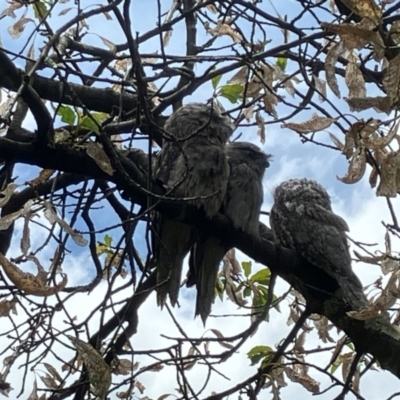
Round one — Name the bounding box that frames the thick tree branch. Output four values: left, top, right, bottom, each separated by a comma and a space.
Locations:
1, 138, 399, 379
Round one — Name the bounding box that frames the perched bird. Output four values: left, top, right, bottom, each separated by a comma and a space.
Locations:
153, 102, 234, 307
188, 141, 271, 323
269, 178, 368, 310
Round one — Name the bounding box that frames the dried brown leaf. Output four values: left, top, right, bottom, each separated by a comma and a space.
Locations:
261, 64, 278, 116
325, 41, 345, 98
44, 202, 88, 246
0, 297, 17, 317
163, 30, 172, 47
313, 316, 334, 343
86, 142, 114, 176
389, 19, 400, 43
8, 17, 33, 39
26, 255, 47, 285
0, 254, 68, 296
345, 57, 366, 99
157, 395, 174, 400
346, 95, 392, 113
383, 53, 400, 104
322, 22, 384, 60
282, 114, 339, 134
353, 250, 385, 265
0, 183, 19, 208
40, 373, 59, 390
329, 335, 346, 366
369, 164, 379, 188
244, 79, 262, 98
284, 367, 320, 393
347, 306, 379, 320
68, 336, 111, 399
205, 20, 243, 43
340, 0, 382, 23
329, 133, 345, 152
364, 123, 397, 150
287, 306, 301, 325
341, 352, 355, 382
377, 150, 400, 197
27, 380, 38, 400
182, 346, 197, 371
21, 214, 31, 255
134, 380, 145, 394
1, 2, 23, 18
113, 358, 135, 376
228, 66, 249, 85
59, 7, 73, 16
205, 1, 218, 13
381, 257, 400, 275
312, 75, 327, 101
352, 369, 361, 393
98, 35, 116, 50
337, 147, 366, 184
43, 362, 63, 383
385, 230, 391, 252
148, 363, 164, 372
373, 274, 399, 310
283, 77, 296, 97
28, 169, 55, 186
294, 331, 307, 352
255, 112, 266, 144
243, 105, 255, 122
223, 248, 241, 276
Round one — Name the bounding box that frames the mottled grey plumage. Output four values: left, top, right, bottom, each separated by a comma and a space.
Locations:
188, 141, 271, 323
123, 148, 153, 174
154, 103, 234, 307
269, 178, 367, 310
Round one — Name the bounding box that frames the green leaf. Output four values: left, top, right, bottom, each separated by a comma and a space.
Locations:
57, 105, 76, 126
218, 84, 243, 103
91, 112, 108, 123
247, 345, 272, 356
247, 345, 273, 365
330, 359, 341, 375
243, 287, 252, 298
345, 342, 355, 351
272, 294, 281, 312
211, 74, 222, 89
79, 115, 100, 134
253, 288, 268, 311
33, 1, 49, 20
252, 289, 268, 320
104, 234, 113, 247
242, 261, 252, 277
250, 268, 271, 285
255, 285, 280, 313
260, 353, 274, 370
215, 278, 224, 301
276, 56, 287, 72
96, 243, 108, 255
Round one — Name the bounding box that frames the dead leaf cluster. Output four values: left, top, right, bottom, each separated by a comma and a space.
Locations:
331, 119, 400, 197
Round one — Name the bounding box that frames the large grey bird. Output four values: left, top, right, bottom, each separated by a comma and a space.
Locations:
154, 102, 234, 307
188, 141, 271, 323
269, 178, 368, 310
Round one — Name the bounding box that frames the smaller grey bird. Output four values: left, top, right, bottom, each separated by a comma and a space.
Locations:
153, 103, 234, 307
188, 141, 271, 323
269, 178, 368, 310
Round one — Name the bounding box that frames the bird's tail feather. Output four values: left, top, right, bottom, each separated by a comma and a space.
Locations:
337, 274, 368, 311
155, 219, 194, 307
191, 236, 227, 324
